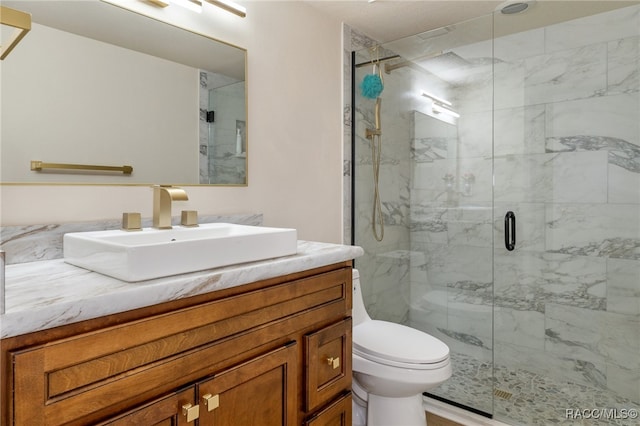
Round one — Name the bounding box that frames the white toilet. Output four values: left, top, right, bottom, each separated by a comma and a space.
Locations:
351, 269, 452, 426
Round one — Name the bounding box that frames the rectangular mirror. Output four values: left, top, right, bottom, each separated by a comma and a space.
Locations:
1, 0, 247, 185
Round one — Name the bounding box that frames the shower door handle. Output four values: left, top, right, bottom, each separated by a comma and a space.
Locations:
504, 211, 516, 251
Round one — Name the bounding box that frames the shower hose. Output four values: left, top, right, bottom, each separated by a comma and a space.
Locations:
370, 97, 384, 242
371, 131, 384, 241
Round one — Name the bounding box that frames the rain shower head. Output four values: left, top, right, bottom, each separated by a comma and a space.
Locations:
417, 51, 470, 70
384, 51, 471, 74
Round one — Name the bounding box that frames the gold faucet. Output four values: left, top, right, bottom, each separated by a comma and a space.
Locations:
152, 185, 188, 229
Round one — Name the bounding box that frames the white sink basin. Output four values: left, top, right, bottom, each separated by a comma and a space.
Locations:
63, 223, 297, 282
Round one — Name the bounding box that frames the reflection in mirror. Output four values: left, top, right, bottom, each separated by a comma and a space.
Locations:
201, 71, 246, 184
1, 0, 247, 185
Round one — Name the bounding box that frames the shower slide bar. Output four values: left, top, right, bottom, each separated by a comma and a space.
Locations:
30, 160, 133, 175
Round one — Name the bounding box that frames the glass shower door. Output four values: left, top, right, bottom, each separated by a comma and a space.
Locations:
492, 3, 640, 424
370, 13, 496, 416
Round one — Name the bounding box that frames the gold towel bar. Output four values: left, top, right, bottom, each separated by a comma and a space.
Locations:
30, 161, 133, 175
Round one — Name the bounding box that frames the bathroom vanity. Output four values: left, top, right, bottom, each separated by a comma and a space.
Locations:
0, 240, 362, 425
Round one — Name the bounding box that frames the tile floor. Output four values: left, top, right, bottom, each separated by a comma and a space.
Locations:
430, 353, 640, 426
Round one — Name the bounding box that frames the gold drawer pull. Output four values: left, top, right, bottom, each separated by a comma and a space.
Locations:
326, 356, 340, 369
182, 403, 200, 422
202, 393, 220, 412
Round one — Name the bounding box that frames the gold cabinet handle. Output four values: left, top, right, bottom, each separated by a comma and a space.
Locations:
182, 403, 200, 422
326, 356, 340, 369
202, 393, 220, 412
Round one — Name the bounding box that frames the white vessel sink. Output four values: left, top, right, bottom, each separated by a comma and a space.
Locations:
63, 223, 298, 282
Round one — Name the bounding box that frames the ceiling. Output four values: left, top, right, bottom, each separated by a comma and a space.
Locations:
302, 0, 503, 43
302, 0, 639, 44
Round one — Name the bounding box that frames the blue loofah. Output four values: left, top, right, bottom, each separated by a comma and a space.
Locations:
360, 73, 384, 99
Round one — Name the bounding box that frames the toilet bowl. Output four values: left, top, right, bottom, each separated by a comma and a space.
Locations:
351, 269, 452, 426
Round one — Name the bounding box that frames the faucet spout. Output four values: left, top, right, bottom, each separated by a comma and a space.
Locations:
152, 185, 188, 229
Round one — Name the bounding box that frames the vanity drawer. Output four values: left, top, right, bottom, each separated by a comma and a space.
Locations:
8, 267, 351, 425
304, 317, 352, 413
304, 392, 352, 426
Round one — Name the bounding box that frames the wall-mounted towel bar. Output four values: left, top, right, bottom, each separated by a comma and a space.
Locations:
30, 161, 133, 175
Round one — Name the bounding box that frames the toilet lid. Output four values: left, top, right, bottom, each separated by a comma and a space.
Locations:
353, 320, 449, 365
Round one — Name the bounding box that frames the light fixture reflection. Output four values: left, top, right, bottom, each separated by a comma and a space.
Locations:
432, 103, 460, 118
205, 0, 246, 17
420, 91, 452, 106
173, 0, 203, 13
149, 0, 246, 17
420, 90, 459, 119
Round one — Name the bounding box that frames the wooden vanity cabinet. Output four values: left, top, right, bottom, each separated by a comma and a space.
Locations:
1, 262, 353, 426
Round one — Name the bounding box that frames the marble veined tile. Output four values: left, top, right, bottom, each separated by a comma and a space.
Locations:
411, 159, 457, 192
545, 303, 640, 371
494, 251, 607, 312
446, 203, 493, 248
547, 135, 640, 174
411, 137, 450, 163
409, 200, 449, 244
420, 242, 493, 291
412, 110, 459, 162
524, 43, 607, 105
494, 151, 608, 204
454, 68, 493, 114
494, 104, 545, 157
608, 36, 640, 95
546, 204, 640, 260
545, 94, 639, 150
607, 258, 640, 315
606, 363, 640, 404
493, 58, 526, 110
544, 4, 640, 54
457, 109, 492, 159
412, 157, 493, 204
494, 307, 545, 350
493, 27, 544, 62
446, 295, 492, 345
609, 160, 640, 204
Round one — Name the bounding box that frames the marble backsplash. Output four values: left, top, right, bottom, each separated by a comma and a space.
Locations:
0, 213, 263, 265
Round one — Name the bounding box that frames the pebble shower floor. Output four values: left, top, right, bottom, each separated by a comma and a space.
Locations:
431, 352, 640, 426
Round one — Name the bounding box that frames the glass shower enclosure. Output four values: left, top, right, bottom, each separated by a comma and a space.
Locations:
352, 2, 640, 424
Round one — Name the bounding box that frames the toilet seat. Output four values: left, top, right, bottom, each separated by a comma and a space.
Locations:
353, 320, 449, 370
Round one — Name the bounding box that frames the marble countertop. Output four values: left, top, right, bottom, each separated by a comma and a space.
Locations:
1, 240, 363, 339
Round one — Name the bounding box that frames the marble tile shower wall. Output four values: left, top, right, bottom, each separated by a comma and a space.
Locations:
411, 4, 640, 405
349, 26, 417, 323
198, 71, 245, 185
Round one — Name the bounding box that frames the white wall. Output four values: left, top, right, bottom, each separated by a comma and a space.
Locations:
2, 23, 198, 184
0, 1, 345, 243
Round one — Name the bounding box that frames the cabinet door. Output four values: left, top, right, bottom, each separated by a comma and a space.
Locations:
97, 387, 197, 426
304, 392, 352, 426
305, 318, 352, 412
197, 342, 298, 426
